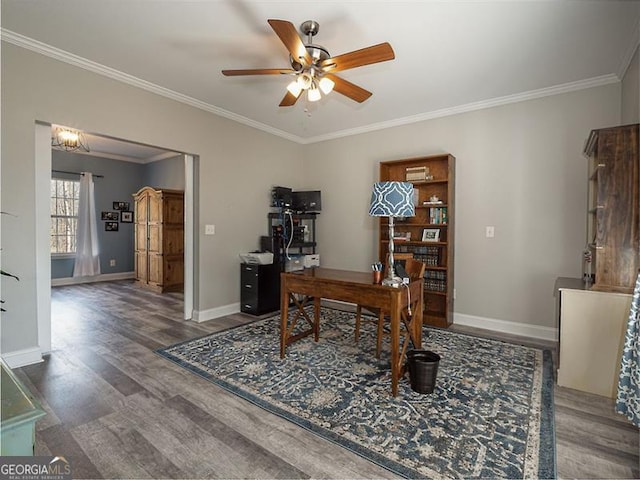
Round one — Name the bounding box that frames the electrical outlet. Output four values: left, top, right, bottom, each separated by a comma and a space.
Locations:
486, 226, 495, 238
109, 259, 116, 267
205, 224, 215, 235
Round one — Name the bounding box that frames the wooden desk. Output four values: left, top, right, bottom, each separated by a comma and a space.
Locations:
280, 267, 423, 396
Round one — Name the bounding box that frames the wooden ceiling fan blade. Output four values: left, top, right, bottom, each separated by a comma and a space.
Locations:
279, 90, 302, 107
268, 19, 312, 66
320, 42, 395, 72
222, 68, 294, 76
325, 74, 372, 103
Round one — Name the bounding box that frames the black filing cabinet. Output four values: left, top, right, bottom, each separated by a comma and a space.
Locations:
240, 263, 281, 315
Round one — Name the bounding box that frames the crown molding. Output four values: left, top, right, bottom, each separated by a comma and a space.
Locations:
1, 28, 623, 147
301, 74, 620, 144
0, 29, 305, 144
617, 19, 640, 79
71, 148, 175, 164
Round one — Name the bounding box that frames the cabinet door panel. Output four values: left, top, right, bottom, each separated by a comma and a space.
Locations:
164, 257, 184, 286
135, 224, 147, 251
164, 196, 184, 224
148, 193, 162, 223
164, 227, 184, 255
148, 254, 162, 285
135, 195, 148, 223
135, 252, 148, 283
148, 225, 161, 253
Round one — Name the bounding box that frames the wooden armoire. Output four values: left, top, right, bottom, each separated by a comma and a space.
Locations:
133, 187, 184, 293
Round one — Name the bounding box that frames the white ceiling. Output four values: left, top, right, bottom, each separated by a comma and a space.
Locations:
3, 1, 640, 147
62, 130, 181, 164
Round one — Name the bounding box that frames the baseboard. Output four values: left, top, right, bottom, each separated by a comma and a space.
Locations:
454, 312, 557, 342
322, 300, 557, 342
192, 300, 557, 341
51, 271, 135, 286
1, 347, 43, 369
193, 303, 241, 323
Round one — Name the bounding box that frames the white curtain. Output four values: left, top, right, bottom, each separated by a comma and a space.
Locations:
73, 172, 101, 277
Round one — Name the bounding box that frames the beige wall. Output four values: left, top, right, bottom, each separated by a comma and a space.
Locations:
0, 40, 624, 357
622, 45, 640, 124
302, 85, 621, 330
1, 43, 303, 354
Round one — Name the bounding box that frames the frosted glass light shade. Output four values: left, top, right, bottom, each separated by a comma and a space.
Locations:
318, 77, 335, 94
308, 87, 321, 102
286, 80, 303, 96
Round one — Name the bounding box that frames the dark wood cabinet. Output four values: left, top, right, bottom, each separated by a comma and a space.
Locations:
378, 154, 455, 328
133, 187, 184, 293
240, 263, 281, 315
584, 124, 639, 293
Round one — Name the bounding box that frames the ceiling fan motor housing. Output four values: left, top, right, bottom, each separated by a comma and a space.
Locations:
290, 44, 330, 71
287, 20, 330, 70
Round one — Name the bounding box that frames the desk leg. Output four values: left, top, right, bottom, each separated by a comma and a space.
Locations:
390, 299, 401, 397
414, 282, 424, 349
313, 296, 321, 341
280, 277, 288, 359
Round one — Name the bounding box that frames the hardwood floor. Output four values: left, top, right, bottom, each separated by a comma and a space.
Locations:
14, 281, 639, 479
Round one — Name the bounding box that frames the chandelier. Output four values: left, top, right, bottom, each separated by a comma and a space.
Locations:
51, 127, 90, 152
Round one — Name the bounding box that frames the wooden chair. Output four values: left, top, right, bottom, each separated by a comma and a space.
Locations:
355, 256, 426, 358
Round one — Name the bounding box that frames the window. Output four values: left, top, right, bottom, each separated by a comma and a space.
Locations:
50, 178, 79, 254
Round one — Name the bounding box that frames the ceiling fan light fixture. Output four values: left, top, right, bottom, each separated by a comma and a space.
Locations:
318, 77, 335, 95
308, 85, 321, 102
297, 72, 313, 90
286, 80, 303, 96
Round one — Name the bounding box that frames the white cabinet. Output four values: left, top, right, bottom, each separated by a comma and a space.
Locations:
557, 288, 630, 398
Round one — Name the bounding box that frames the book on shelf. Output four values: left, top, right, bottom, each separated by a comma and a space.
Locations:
429, 207, 448, 225
392, 231, 411, 241
412, 188, 419, 206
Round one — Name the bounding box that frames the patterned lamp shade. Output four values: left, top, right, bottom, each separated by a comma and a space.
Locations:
368, 182, 415, 217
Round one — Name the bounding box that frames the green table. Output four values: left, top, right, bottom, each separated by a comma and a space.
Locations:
1, 360, 45, 455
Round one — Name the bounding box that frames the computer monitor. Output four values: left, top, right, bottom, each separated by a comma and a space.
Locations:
292, 190, 321, 213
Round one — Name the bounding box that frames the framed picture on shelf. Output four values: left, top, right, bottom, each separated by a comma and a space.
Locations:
422, 228, 440, 242
113, 201, 130, 211
101, 211, 119, 221
121, 211, 133, 223
105, 222, 119, 232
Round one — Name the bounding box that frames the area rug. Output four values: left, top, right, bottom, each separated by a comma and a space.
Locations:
156, 307, 556, 479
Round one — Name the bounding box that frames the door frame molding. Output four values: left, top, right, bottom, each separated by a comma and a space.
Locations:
36, 122, 197, 356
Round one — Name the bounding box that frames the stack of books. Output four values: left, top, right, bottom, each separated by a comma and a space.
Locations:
424, 270, 447, 292
429, 207, 448, 224
405, 166, 429, 181
392, 232, 411, 242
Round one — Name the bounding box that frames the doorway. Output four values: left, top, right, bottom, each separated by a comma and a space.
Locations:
36, 122, 196, 354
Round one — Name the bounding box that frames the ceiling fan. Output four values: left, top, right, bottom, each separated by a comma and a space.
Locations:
222, 19, 395, 107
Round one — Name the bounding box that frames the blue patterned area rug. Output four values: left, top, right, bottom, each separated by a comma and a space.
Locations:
156, 307, 556, 479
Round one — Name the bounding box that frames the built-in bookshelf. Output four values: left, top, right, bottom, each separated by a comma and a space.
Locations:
378, 154, 456, 328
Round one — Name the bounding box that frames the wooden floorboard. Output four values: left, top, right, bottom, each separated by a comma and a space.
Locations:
13, 280, 638, 479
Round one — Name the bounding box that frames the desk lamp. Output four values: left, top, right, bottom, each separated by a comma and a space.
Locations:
368, 181, 415, 287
